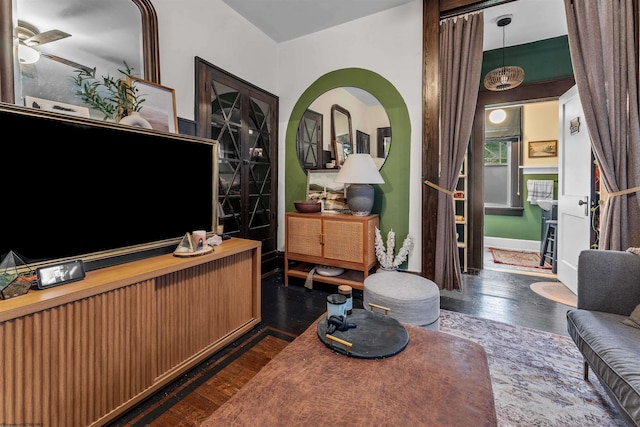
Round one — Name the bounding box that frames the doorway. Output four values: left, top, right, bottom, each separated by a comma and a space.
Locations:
469, 78, 576, 275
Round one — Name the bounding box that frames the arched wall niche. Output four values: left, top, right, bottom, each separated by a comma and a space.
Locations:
285, 67, 411, 244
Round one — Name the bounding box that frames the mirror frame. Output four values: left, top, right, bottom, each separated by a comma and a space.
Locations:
0, 0, 160, 103
330, 104, 352, 166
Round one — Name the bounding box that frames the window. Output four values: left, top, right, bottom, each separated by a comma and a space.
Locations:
484, 107, 523, 216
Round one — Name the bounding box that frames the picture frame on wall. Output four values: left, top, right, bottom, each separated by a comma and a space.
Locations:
306, 170, 349, 213
528, 140, 558, 158
130, 77, 178, 133
334, 140, 345, 166
356, 130, 370, 154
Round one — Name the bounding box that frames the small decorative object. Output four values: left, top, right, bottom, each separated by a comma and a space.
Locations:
35, 259, 85, 289
0, 251, 36, 299
71, 61, 145, 122
207, 235, 223, 246
173, 232, 213, 257
374, 227, 414, 270
294, 200, 322, 213
118, 111, 152, 129
316, 265, 345, 276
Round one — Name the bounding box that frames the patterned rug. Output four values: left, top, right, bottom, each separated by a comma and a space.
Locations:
440, 310, 624, 426
489, 247, 552, 269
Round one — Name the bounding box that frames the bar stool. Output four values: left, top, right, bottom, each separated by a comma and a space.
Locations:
540, 219, 558, 273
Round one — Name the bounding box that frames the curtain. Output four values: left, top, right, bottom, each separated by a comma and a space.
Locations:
564, 0, 640, 250
428, 11, 483, 291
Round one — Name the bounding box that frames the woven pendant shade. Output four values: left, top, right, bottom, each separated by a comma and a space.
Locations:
484, 66, 525, 91
484, 15, 524, 91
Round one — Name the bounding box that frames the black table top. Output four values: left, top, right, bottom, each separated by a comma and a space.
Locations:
316, 308, 409, 358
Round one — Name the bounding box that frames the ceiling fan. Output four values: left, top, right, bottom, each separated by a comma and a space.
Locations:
16, 19, 92, 72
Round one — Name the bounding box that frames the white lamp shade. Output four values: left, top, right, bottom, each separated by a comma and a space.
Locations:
18, 44, 40, 64
334, 154, 384, 184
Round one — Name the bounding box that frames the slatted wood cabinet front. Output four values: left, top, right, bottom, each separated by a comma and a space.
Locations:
0, 238, 261, 427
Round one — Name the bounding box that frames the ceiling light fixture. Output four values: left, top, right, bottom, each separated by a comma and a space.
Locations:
488, 108, 507, 124
483, 15, 524, 91
18, 44, 40, 64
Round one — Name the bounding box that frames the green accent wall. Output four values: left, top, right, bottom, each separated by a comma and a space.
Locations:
484, 173, 558, 240
285, 68, 411, 243
482, 36, 573, 85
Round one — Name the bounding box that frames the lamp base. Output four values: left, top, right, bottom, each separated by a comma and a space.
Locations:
346, 184, 374, 216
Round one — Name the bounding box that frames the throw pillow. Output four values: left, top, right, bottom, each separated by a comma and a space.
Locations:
622, 303, 640, 329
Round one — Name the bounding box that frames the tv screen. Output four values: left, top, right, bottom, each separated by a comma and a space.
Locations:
1, 104, 217, 270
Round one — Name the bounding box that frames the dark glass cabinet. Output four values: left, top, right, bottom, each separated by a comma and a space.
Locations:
195, 57, 278, 270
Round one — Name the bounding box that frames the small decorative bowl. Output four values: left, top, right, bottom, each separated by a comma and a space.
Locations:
294, 200, 322, 213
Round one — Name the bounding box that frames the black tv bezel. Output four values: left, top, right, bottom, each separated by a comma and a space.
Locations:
0, 103, 219, 272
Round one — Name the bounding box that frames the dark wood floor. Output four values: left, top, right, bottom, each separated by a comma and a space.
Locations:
110, 265, 571, 425
265, 267, 571, 337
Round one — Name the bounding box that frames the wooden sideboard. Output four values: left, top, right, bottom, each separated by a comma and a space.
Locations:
284, 212, 379, 290
0, 238, 261, 427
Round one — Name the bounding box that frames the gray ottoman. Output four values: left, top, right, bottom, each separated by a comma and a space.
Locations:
363, 270, 440, 329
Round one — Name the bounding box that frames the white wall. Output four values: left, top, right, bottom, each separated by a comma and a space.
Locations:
151, 0, 279, 121
151, 0, 423, 271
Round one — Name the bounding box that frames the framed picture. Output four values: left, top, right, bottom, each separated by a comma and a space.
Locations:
528, 140, 558, 158
356, 130, 370, 154
306, 170, 349, 213
24, 96, 90, 118
130, 77, 178, 133
334, 140, 345, 166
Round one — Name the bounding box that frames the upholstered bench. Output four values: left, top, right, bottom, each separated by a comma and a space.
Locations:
202, 315, 497, 426
363, 270, 440, 329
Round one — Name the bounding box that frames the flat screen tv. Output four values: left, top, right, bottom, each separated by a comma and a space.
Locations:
0, 103, 218, 271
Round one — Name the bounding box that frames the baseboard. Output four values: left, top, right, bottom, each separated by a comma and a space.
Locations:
484, 237, 541, 252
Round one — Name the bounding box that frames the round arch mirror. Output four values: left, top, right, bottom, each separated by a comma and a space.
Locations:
296, 86, 391, 171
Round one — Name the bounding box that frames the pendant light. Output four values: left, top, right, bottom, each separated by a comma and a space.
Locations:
483, 15, 525, 91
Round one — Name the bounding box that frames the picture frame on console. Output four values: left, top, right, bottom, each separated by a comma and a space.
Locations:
24, 96, 90, 118
130, 77, 178, 133
306, 170, 349, 214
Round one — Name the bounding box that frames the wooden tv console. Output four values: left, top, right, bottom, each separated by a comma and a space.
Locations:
0, 238, 261, 427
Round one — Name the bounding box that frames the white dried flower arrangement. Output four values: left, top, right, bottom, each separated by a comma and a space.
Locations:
374, 227, 414, 269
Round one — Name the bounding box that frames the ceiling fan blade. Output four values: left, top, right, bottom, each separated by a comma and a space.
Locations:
23, 29, 71, 47
39, 52, 93, 73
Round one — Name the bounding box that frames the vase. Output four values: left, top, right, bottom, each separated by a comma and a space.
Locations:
377, 266, 398, 273
119, 111, 152, 129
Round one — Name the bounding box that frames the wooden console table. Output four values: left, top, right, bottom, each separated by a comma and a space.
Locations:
284, 212, 379, 290
0, 238, 261, 427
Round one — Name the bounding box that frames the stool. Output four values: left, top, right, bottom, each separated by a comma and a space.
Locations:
540, 219, 557, 273
363, 270, 440, 329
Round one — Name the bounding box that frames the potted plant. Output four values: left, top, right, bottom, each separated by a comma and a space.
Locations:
72, 61, 145, 122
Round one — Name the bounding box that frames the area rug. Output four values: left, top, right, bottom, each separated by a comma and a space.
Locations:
489, 247, 552, 269
440, 310, 624, 426
530, 281, 577, 307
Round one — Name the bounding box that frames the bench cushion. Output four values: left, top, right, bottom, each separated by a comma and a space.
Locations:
567, 308, 640, 425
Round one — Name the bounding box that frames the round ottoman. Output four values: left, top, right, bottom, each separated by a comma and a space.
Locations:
363, 270, 440, 329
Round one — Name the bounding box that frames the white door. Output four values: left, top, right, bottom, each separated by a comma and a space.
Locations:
557, 85, 592, 294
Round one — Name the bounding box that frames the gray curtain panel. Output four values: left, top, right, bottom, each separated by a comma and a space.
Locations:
564, 0, 640, 250
432, 11, 484, 291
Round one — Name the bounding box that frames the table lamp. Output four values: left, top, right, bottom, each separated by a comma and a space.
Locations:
335, 154, 385, 216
